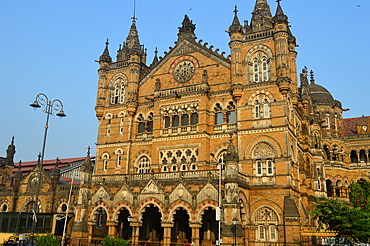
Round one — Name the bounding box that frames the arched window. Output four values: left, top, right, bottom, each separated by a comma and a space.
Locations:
172, 115, 179, 127
254, 207, 278, 242
102, 154, 109, 171
138, 156, 151, 173
137, 114, 145, 133
214, 103, 223, 125
350, 150, 358, 163
360, 150, 367, 162
181, 114, 189, 126
252, 54, 269, 83
226, 101, 236, 124
190, 113, 198, 125
147, 113, 154, 133
253, 94, 270, 119
110, 78, 126, 105
24, 201, 37, 213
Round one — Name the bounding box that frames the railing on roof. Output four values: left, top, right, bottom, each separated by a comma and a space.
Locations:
92, 170, 219, 185
92, 170, 250, 186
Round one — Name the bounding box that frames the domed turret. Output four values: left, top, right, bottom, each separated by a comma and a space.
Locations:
308, 70, 337, 106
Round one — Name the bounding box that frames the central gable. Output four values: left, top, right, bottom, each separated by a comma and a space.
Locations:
139, 39, 231, 98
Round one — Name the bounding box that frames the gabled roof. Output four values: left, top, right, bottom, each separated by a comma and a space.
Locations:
343, 116, 370, 135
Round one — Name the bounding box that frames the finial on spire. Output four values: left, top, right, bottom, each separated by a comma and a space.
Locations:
276, 0, 281, 4
132, 0, 137, 23
105, 38, 109, 46
87, 146, 91, 156
234, 5, 238, 14
310, 70, 315, 84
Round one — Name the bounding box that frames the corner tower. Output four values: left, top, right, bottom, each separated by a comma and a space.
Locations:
95, 14, 149, 175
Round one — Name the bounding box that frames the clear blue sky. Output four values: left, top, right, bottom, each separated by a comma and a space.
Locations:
0, 0, 368, 162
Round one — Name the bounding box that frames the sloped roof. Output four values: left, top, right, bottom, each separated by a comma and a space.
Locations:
343, 116, 370, 135
13, 157, 93, 173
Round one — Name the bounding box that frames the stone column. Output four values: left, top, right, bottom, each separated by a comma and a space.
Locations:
130, 222, 141, 246
190, 223, 201, 245
107, 221, 118, 237
87, 222, 95, 245
162, 222, 173, 246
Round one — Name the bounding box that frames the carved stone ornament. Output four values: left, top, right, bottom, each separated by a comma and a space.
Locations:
252, 142, 275, 158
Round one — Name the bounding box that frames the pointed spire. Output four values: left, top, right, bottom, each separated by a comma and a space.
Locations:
99, 39, 112, 63
36, 153, 42, 169
5, 136, 15, 165
51, 157, 61, 178
250, 0, 273, 32
224, 138, 239, 163
14, 160, 23, 179
150, 47, 159, 68
177, 15, 196, 42
81, 146, 93, 172
272, 0, 288, 24
229, 6, 242, 33
310, 70, 315, 84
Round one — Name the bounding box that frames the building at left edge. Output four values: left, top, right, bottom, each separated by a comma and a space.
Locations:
0, 138, 95, 243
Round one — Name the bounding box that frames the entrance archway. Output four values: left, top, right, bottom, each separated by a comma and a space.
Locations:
200, 207, 217, 245
171, 207, 191, 245
117, 208, 132, 240
92, 207, 108, 243
140, 204, 163, 244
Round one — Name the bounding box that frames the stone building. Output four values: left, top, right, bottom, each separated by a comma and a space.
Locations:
1, 1, 370, 246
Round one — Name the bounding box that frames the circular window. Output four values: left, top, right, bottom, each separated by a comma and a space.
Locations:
61, 204, 67, 212
2, 204, 7, 212
173, 60, 195, 83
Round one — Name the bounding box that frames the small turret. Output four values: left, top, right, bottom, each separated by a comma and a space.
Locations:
228, 6, 242, 34
99, 39, 112, 64
177, 15, 196, 42
150, 47, 159, 69
50, 157, 61, 183
5, 137, 15, 166
81, 147, 93, 185
272, 0, 288, 24
13, 160, 23, 191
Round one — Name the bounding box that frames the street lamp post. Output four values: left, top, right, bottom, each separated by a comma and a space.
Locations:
29, 93, 66, 246
232, 217, 238, 246
210, 153, 223, 246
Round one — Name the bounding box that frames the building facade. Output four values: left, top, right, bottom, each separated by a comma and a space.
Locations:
1, 1, 370, 246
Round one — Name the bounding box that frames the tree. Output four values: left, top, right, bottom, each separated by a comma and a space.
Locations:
311, 180, 370, 243
101, 236, 130, 246
34, 233, 61, 246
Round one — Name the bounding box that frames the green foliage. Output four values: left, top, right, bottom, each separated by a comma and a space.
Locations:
311, 180, 370, 243
101, 236, 130, 246
34, 233, 61, 246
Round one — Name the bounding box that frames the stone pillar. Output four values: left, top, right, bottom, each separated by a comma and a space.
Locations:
87, 222, 95, 245
190, 223, 201, 245
162, 222, 173, 246
130, 222, 141, 246
107, 221, 118, 237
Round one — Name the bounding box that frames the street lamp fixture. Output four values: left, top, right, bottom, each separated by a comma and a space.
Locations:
232, 217, 238, 246
127, 215, 133, 222
210, 153, 223, 246
29, 93, 66, 246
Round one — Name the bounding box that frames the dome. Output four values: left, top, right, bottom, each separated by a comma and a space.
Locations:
309, 83, 334, 105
